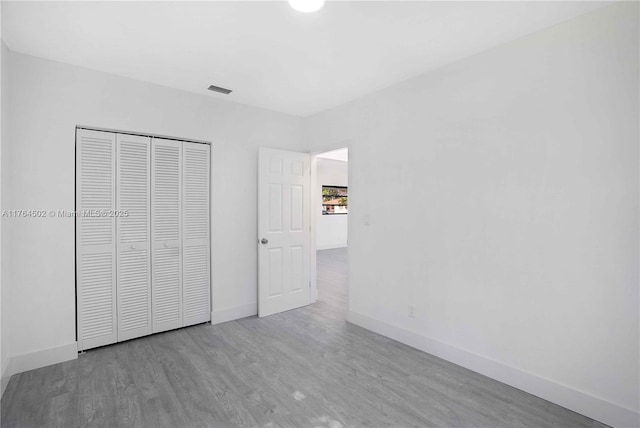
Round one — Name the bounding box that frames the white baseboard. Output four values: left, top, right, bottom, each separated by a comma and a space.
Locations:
1, 357, 12, 397
1, 342, 77, 398
10, 342, 78, 376
211, 303, 257, 325
347, 310, 639, 428
316, 242, 347, 250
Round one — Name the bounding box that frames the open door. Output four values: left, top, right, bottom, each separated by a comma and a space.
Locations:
258, 147, 311, 317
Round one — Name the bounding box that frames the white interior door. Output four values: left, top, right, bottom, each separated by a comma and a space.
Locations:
182, 142, 211, 326
76, 129, 117, 351
116, 133, 152, 342
151, 138, 183, 333
258, 147, 311, 317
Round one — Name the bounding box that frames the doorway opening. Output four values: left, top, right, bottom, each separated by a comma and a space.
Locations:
311, 148, 349, 316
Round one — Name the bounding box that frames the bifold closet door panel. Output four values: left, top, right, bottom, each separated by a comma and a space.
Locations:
116, 133, 152, 342
151, 138, 183, 333
76, 129, 117, 351
183, 142, 211, 326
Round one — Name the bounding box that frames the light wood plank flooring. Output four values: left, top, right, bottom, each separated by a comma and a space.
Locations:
1, 248, 607, 427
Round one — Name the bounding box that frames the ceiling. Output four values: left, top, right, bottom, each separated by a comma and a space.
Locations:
2, 1, 610, 117
317, 148, 348, 162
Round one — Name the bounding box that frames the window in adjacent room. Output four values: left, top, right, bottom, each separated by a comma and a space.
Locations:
322, 185, 348, 215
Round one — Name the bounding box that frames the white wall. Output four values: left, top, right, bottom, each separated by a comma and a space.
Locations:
0, 15, 6, 397
316, 158, 348, 250
304, 3, 639, 427
2, 50, 303, 371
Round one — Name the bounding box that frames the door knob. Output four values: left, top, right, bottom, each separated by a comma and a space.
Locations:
261, 238, 269, 245
164, 241, 169, 248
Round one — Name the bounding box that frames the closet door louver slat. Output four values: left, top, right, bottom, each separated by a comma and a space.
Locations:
76, 129, 117, 351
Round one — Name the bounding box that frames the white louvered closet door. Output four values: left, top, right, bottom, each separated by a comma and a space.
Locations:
183, 142, 211, 326
116, 134, 152, 341
76, 129, 117, 351
151, 138, 183, 333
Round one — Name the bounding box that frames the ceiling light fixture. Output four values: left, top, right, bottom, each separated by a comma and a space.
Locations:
288, 0, 325, 13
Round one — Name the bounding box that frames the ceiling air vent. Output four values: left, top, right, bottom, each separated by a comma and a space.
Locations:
207, 85, 232, 95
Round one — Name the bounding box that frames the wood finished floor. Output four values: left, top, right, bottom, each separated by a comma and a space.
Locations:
1, 248, 607, 428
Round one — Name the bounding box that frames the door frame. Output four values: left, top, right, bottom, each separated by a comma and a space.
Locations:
309, 145, 350, 304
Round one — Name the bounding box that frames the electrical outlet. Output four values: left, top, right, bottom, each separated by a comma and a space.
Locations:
408, 304, 416, 318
